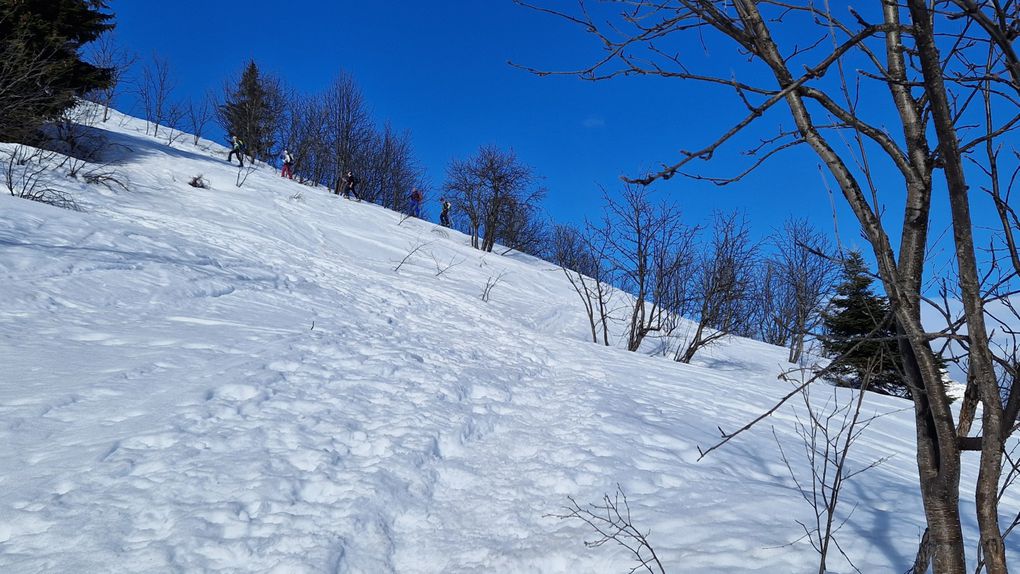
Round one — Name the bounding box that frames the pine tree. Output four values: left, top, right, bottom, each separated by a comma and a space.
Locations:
0, 0, 114, 141
219, 61, 284, 162
820, 251, 908, 397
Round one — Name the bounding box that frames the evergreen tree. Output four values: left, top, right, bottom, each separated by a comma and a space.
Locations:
820, 251, 908, 397
219, 61, 285, 162
0, 0, 114, 141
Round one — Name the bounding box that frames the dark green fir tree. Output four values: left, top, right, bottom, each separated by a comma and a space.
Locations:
820, 251, 909, 397
0, 0, 114, 141
219, 61, 284, 162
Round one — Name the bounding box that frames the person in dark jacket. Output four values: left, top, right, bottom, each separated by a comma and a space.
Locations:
439, 197, 451, 227
227, 135, 246, 167
343, 170, 360, 200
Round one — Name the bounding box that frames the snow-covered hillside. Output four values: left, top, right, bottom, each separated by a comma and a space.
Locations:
1, 110, 1016, 573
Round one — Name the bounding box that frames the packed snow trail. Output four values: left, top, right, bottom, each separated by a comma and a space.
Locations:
1, 110, 1016, 572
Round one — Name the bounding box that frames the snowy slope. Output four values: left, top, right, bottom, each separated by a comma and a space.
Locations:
0, 109, 1016, 573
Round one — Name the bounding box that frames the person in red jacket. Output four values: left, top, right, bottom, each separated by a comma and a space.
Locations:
410, 187, 423, 218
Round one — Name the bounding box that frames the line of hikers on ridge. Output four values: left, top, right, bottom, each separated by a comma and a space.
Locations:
228, 135, 451, 227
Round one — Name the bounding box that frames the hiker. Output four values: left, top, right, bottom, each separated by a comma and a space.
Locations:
410, 187, 423, 218
281, 149, 294, 179
227, 135, 246, 167
439, 197, 451, 227
343, 170, 360, 200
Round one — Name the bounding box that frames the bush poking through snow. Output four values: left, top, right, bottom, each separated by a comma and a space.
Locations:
481, 271, 508, 303
549, 486, 666, 574
3, 145, 79, 210
188, 175, 209, 189
393, 239, 436, 273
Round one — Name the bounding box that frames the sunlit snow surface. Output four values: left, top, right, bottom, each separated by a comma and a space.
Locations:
1, 109, 1016, 573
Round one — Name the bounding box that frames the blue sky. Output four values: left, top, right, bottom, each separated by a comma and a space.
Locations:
105, 0, 854, 239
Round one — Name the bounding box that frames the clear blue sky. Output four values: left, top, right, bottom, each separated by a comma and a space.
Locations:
104, 0, 921, 251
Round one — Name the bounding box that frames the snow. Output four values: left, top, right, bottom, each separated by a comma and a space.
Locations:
1, 108, 1017, 573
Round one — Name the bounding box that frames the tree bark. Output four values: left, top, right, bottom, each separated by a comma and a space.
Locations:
906, 1, 1007, 570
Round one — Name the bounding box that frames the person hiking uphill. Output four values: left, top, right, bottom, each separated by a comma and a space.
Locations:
439, 197, 451, 227
227, 135, 246, 167
281, 149, 294, 179
343, 170, 361, 200
410, 187, 423, 218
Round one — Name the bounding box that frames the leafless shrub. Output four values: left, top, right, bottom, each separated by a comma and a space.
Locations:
481, 271, 508, 302
44, 101, 110, 175
549, 486, 666, 574
774, 364, 891, 574
42, 107, 126, 193
430, 251, 466, 277
4, 146, 78, 210
189, 175, 209, 189
393, 239, 436, 273
79, 164, 127, 192
234, 161, 257, 188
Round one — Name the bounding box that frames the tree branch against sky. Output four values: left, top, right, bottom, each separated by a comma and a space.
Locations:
515, 1, 1020, 572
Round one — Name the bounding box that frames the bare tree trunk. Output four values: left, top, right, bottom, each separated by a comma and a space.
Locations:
905, 1, 1007, 570
735, 1, 970, 567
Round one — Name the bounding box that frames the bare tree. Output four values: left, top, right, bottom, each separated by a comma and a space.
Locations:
516, 1, 1020, 570
322, 71, 374, 195
676, 211, 757, 363
597, 186, 695, 352
137, 52, 179, 139
551, 223, 616, 345
371, 122, 425, 211
443, 145, 545, 253
84, 33, 135, 123
499, 195, 551, 256
278, 92, 329, 185
762, 218, 839, 364
755, 258, 799, 348
186, 92, 216, 147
